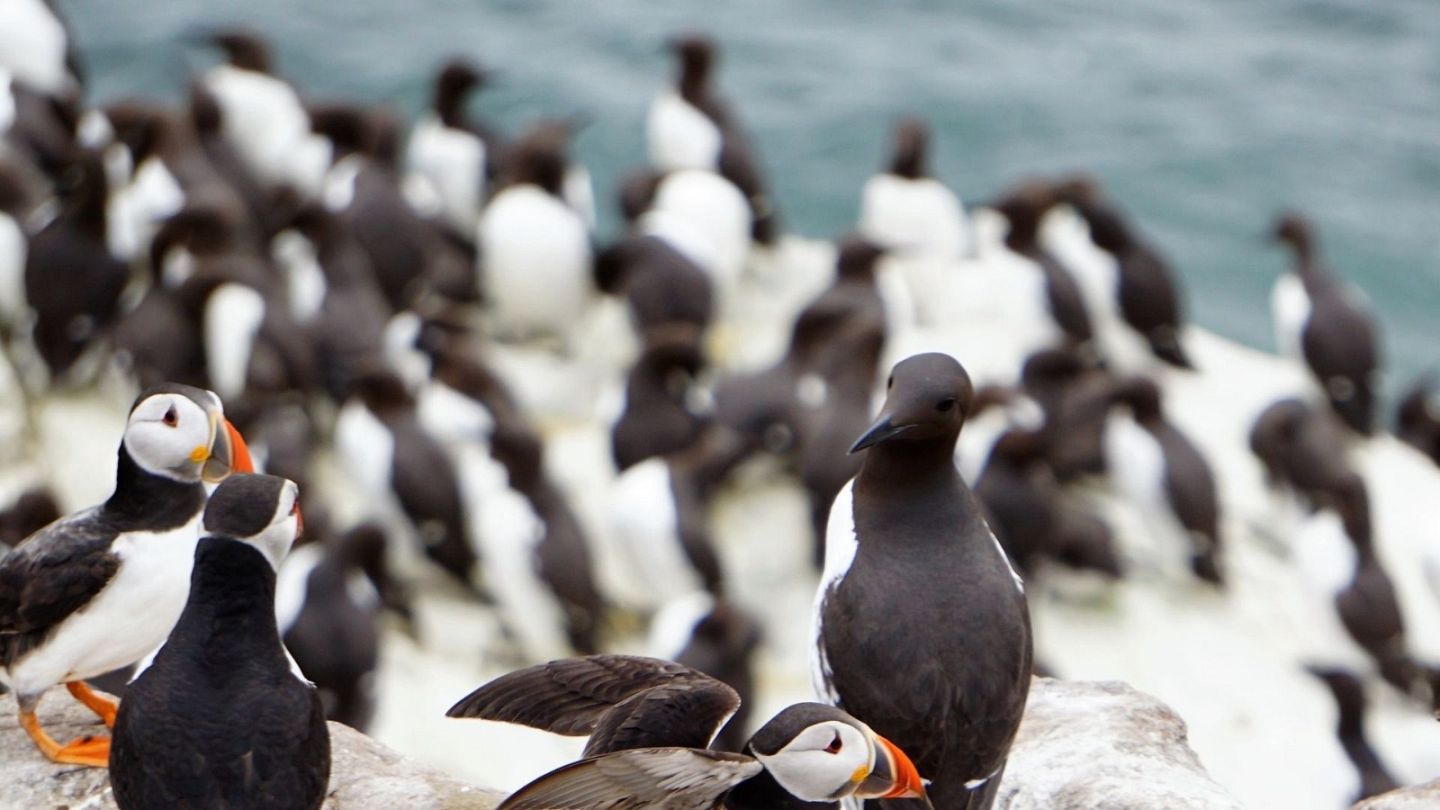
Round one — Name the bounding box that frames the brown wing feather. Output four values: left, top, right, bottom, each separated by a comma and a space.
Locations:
446, 655, 730, 738
499, 748, 761, 810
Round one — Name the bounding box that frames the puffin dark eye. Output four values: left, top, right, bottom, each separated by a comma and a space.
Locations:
824, 733, 842, 754
162, 405, 179, 427
936, 398, 956, 413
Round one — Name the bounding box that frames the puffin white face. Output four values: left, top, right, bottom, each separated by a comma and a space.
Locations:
123, 392, 219, 483
202, 474, 303, 571
249, 480, 303, 571
754, 720, 874, 801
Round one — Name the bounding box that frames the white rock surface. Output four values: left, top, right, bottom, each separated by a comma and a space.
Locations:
999, 678, 1245, 810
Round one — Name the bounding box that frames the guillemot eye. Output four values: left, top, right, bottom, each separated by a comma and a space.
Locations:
936, 398, 956, 413
163, 405, 179, 427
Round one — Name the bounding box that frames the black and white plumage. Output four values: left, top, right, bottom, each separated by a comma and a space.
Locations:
447, 655, 930, 810
611, 324, 707, 472
1055, 176, 1192, 369
0, 384, 251, 767
405, 58, 499, 239
858, 118, 969, 261
1103, 376, 1223, 585
648, 34, 777, 245
1395, 375, 1440, 468
110, 473, 329, 810
1270, 212, 1381, 436
813, 353, 1032, 810
992, 183, 1095, 358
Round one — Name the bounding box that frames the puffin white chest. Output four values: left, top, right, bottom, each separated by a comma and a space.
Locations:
7, 518, 202, 696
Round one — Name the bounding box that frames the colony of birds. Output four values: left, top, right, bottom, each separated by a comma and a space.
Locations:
1, 2, 1439, 808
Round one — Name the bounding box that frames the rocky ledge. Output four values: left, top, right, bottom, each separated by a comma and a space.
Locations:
0, 692, 503, 809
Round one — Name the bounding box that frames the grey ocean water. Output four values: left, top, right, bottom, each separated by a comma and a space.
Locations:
69, 0, 1438, 398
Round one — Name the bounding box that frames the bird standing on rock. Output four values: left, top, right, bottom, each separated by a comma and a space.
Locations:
814, 352, 1032, 810
110, 473, 328, 810
448, 654, 931, 809
0, 384, 252, 767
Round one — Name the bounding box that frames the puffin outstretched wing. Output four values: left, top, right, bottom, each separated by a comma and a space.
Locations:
446, 655, 740, 754
498, 747, 761, 810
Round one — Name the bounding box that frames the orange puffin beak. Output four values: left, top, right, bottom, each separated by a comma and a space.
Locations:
855, 732, 931, 804
201, 418, 254, 482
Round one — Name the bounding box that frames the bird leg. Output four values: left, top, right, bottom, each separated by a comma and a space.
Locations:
19, 708, 111, 768
67, 681, 118, 728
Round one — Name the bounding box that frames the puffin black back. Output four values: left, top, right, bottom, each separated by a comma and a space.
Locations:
111, 509, 329, 810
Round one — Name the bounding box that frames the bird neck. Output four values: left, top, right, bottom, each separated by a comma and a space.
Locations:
857, 437, 962, 495
105, 449, 207, 529
166, 536, 286, 667
723, 768, 832, 810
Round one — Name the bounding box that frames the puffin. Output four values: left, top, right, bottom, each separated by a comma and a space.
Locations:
405, 58, 499, 239
1102, 375, 1223, 585
858, 117, 969, 261
813, 352, 1032, 810
110, 473, 329, 810
447, 655, 930, 809
477, 120, 594, 344
1270, 212, 1381, 436
647, 34, 777, 245
0, 383, 251, 766
1054, 176, 1192, 369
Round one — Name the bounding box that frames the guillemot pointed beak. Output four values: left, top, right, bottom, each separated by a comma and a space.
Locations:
848, 415, 912, 454
854, 731, 931, 804
201, 417, 255, 482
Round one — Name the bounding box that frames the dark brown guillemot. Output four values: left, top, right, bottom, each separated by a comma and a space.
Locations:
813, 352, 1032, 810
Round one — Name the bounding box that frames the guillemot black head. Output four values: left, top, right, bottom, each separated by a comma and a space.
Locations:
835, 235, 885, 283
747, 703, 930, 804
209, 30, 273, 74
1271, 210, 1318, 262
1111, 376, 1164, 425
668, 33, 717, 93
434, 59, 490, 120
850, 353, 974, 453
888, 117, 930, 180
203, 473, 303, 570
505, 121, 572, 197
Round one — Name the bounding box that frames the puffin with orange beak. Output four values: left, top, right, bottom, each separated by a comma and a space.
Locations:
447, 654, 933, 809
0, 383, 253, 767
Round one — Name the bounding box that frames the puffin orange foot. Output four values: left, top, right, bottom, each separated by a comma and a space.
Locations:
66, 681, 118, 728
20, 709, 111, 768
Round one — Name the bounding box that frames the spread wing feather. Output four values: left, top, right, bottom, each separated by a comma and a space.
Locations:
448, 656, 740, 754
499, 747, 761, 810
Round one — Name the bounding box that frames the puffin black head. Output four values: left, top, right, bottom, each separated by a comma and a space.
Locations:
748, 703, 930, 804
835, 235, 885, 283
851, 353, 974, 454
889, 117, 929, 180
209, 30, 273, 74
124, 384, 254, 484
203, 473, 303, 570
